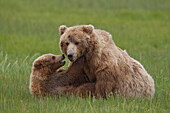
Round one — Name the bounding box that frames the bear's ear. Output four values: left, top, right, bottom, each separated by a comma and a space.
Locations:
82, 24, 94, 35
33, 60, 43, 69
59, 25, 67, 36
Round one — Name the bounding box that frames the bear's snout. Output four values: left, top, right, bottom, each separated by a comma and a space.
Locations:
62, 54, 65, 58
67, 53, 73, 61
67, 48, 75, 61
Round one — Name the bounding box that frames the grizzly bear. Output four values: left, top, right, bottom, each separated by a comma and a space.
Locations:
29, 54, 95, 97
59, 25, 155, 99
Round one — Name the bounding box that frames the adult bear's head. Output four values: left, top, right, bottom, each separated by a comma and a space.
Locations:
59, 25, 94, 62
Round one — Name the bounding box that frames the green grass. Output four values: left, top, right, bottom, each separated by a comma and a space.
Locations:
0, 0, 170, 112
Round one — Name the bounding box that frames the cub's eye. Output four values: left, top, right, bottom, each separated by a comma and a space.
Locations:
75, 42, 79, 45
52, 56, 55, 60
60, 43, 63, 47
66, 42, 69, 46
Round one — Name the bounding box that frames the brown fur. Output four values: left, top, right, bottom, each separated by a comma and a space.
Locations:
59, 25, 155, 99
29, 54, 94, 97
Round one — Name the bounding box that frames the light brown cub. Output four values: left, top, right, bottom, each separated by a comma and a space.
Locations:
29, 54, 94, 97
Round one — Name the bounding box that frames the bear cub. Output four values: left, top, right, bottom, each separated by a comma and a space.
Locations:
29, 54, 95, 97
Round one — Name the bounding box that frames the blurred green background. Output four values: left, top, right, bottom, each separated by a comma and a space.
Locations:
0, 0, 170, 113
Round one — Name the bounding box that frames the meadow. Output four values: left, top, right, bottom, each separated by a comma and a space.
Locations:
0, 0, 170, 112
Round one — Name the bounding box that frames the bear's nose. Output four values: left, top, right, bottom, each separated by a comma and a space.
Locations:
67, 54, 73, 61
62, 54, 65, 58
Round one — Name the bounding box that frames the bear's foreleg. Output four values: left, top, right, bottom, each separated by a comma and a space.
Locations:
95, 81, 116, 98
72, 83, 95, 97
95, 68, 117, 98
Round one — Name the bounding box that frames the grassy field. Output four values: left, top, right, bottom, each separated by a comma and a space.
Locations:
0, 0, 170, 112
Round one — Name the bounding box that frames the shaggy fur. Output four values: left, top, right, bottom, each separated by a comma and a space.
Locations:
59, 25, 155, 99
29, 54, 94, 97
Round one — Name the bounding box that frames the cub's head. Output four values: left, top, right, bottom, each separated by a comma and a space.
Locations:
33, 54, 65, 74
59, 25, 94, 62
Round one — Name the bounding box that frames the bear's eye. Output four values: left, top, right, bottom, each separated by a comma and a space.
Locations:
75, 42, 79, 45
66, 42, 69, 46
52, 56, 55, 60
60, 43, 63, 47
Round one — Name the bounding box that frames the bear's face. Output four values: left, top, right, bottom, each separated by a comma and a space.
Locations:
59, 25, 94, 62
33, 54, 65, 74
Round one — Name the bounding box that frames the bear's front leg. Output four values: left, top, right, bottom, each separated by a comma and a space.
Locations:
95, 81, 116, 98
72, 83, 95, 97
95, 69, 117, 98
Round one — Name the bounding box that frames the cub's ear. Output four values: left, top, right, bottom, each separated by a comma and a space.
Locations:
59, 25, 67, 36
33, 60, 43, 68
82, 24, 94, 35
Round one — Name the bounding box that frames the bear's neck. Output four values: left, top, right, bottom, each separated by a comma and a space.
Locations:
84, 32, 99, 60
83, 32, 102, 81
83, 31, 121, 82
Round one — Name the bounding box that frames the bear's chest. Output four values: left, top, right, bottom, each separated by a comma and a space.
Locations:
83, 64, 96, 82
